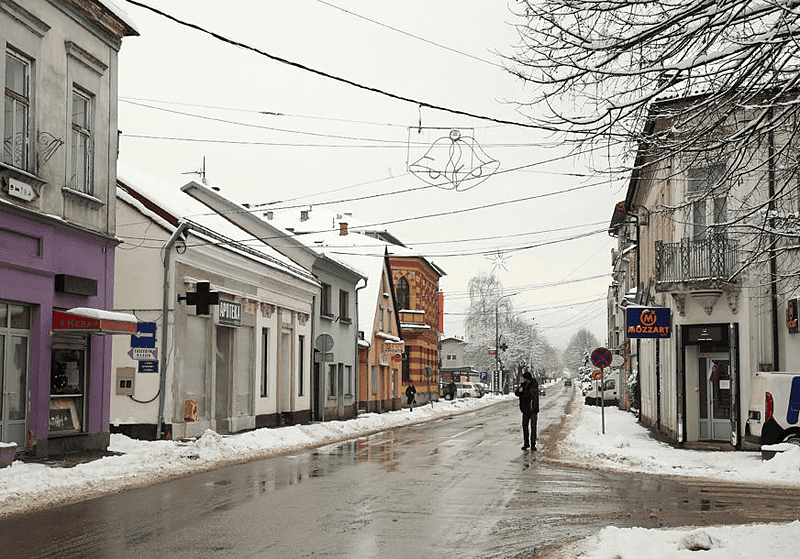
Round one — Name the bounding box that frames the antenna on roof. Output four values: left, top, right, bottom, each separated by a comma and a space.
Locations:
182, 156, 207, 185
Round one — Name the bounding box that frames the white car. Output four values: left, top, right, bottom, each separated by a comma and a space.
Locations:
455, 383, 482, 398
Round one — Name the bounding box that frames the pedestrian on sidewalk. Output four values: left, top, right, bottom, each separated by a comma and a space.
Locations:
515, 371, 539, 451
406, 383, 417, 411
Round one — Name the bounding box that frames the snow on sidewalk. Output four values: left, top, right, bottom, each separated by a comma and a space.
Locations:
545, 393, 800, 558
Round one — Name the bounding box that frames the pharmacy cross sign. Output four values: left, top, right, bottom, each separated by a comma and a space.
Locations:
591, 347, 613, 369
180, 281, 220, 316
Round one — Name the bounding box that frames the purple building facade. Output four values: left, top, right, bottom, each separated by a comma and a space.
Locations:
0, 1, 136, 457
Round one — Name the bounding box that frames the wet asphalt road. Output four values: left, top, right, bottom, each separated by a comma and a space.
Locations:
3, 385, 800, 558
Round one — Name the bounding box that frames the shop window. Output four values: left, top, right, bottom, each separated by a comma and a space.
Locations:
371, 365, 378, 395
298, 335, 305, 396
261, 328, 269, 397
328, 364, 336, 397
50, 338, 88, 434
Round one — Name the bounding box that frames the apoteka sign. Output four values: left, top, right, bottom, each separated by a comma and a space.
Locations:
626, 307, 671, 338
218, 300, 242, 327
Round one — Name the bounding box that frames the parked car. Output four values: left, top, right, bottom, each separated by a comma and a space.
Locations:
584, 369, 621, 406
564, 378, 572, 387
746, 371, 800, 446
455, 383, 482, 398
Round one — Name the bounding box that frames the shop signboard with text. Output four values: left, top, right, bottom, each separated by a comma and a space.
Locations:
626, 307, 671, 338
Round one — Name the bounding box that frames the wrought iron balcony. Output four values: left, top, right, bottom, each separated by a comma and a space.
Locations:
654, 235, 740, 291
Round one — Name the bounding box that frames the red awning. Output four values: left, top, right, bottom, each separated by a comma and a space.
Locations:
53, 308, 137, 335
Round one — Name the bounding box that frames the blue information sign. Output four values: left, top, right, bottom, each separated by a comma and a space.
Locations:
131, 322, 157, 348
626, 307, 671, 338
138, 360, 159, 373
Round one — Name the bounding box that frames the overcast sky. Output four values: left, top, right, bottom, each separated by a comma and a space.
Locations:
115, 0, 623, 350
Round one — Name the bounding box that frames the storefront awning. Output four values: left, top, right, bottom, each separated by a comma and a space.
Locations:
53, 308, 137, 334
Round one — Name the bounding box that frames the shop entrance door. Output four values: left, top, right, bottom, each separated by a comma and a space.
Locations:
1, 333, 29, 447
698, 353, 732, 441
1, 303, 30, 448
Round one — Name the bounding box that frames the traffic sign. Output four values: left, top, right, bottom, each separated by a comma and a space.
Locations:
592, 370, 602, 380
314, 351, 334, 363
591, 347, 613, 368
611, 354, 624, 367
315, 333, 334, 352
131, 322, 157, 348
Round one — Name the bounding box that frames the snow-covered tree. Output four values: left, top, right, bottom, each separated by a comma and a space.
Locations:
463, 272, 552, 381
508, 1, 800, 288
562, 328, 600, 374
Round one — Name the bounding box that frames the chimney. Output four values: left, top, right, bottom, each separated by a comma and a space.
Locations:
339, 222, 348, 236
301, 209, 309, 221
264, 211, 274, 220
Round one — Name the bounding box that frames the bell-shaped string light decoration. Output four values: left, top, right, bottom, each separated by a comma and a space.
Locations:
408, 128, 499, 191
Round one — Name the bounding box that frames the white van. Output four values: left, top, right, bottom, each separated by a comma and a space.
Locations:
584, 369, 621, 406
746, 371, 800, 446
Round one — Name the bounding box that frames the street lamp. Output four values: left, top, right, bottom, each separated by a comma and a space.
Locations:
494, 292, 517, 394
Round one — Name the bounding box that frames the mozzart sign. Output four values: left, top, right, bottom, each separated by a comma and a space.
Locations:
626, 307, 671, 338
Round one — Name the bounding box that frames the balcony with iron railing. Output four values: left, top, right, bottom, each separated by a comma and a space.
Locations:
654, 234, 741, 292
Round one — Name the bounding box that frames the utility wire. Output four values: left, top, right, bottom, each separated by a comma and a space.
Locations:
313, 0, 502, 69
122, 0, 549, 130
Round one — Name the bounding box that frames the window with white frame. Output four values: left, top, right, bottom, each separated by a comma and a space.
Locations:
70, 89, 93, 194
4, 50, 30, 170
687, 164, 727, 240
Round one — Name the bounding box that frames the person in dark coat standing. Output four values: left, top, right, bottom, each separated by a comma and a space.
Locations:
406, 383, 417, 411
515, 371, 539, 450
446, 381, 457, 400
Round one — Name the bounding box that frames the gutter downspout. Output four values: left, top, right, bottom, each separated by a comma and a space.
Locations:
157, 221, 190, 439
355, 278, 368, 414
768, 113, 780, 370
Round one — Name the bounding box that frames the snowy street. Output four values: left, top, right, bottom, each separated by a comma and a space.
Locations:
2, 383, 800, 557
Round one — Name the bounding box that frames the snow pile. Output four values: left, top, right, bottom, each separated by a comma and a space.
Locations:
564, 522, 800, 558
551, 400, 800, 485
0, 394, 508, 517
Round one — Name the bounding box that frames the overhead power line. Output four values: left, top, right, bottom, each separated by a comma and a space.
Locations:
122, 0, 548, 130
313, 0, 502, 69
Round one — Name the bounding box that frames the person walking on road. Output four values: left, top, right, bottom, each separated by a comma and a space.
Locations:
515, 371, 539, 450
406, 383, 417, 411
446, 381, 457, 401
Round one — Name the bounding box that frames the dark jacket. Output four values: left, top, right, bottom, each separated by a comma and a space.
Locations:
515, 378, 539, 413
406, 384, 417, 403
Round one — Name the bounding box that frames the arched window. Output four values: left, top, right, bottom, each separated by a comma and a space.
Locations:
396, 277, 410, 310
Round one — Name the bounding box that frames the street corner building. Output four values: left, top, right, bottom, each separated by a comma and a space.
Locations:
608, 85, 800, 450
0, 1, 137, 457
